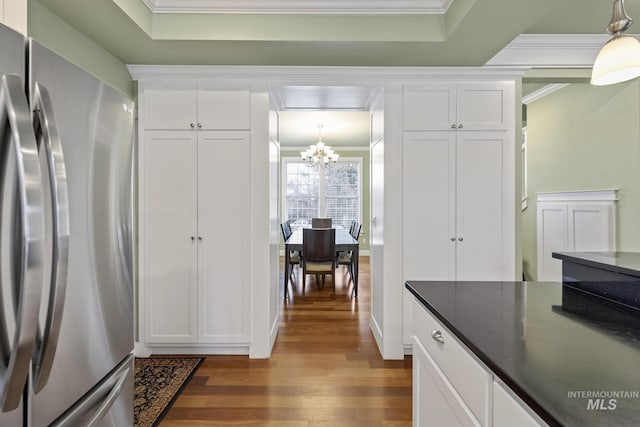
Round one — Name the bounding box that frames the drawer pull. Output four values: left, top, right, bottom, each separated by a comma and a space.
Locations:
431, 329, 445, 343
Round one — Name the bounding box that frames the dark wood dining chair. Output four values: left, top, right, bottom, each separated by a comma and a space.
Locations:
348, 220, 357, 236
281, 222, 300, 285
337, 222, 362, 296
302, 228, 336, 299
311, 217, 332, 228
350, 222, 362, 239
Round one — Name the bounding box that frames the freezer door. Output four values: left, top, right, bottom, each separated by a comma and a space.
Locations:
49, 354, 134, 427
0, 23, 46, 426
27, 40, 135, 426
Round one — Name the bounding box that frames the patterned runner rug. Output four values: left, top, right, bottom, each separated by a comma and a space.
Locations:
134, 357, 203, 427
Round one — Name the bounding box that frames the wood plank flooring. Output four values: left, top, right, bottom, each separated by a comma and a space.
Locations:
160, 257, 413, 426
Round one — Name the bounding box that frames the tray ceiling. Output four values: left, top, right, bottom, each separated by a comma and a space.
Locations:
140, 0, 455, 14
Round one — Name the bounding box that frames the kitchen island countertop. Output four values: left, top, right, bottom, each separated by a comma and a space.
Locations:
405, 280, 640, 426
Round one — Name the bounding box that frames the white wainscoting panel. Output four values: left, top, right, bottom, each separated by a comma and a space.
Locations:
536, 190, 617, 282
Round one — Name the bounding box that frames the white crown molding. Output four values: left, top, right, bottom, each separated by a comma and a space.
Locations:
141, 0, 454, 15
537, 189, 618, 203
522, 83, 569, 105
127, 65, 527, 82
486, 33, 640, 68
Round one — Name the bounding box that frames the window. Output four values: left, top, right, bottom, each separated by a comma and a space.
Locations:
283, 157, 362, 229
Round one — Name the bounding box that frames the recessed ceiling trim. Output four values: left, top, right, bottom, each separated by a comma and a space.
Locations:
522, 84, 570, 105
485, 34, 640, 68
141, 0, 455, 15
127, 65, 527, 81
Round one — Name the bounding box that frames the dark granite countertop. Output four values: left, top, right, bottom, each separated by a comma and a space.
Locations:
552, 251, 640, 278
405, 280, 640, 427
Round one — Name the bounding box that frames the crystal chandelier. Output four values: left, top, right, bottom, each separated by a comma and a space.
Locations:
300, 125, 339, 168
591, 0, 640, 86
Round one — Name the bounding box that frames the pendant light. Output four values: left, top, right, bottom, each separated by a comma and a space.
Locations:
591, 0, 640, 86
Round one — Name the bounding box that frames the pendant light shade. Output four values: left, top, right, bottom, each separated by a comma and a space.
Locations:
591, 0, 640, 86
591, 35, 640, 85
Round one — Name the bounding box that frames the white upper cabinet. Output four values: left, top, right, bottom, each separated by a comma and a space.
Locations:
403, 83, 511, 131
142, 80, 251, 130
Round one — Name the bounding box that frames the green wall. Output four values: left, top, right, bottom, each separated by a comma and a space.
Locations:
280, 148, 371, 253
28, 1, 134, 97
522, 80, 640, 280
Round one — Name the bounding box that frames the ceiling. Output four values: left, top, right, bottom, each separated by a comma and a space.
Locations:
35, 0, 640, 67
33, 0, 640, 147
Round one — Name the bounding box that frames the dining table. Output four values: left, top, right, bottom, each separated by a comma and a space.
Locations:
284, 227, 360, 299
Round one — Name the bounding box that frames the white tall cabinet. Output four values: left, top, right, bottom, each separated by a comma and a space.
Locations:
402, 82, 515, 282
138, 78, 253, 353
402, 82, 516, 348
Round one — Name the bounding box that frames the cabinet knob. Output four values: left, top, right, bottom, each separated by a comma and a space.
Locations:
451, 124, 457, 129
197, 123, 202, 129
190, 236, 196, 241
450, 237, 456, 241
458, 237, 464, 241
431, 329, 445, 344
457, 124, 464, 129
190, 123, 195, 129
198, 236, 203, 241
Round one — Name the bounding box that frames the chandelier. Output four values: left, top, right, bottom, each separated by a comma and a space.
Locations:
300, 125, 339, 168
591, 0, 640, 86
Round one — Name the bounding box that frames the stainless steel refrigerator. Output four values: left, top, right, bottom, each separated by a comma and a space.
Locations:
0, 22, 134, 426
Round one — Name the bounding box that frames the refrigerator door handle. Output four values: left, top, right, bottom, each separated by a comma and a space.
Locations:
0, 73, 45, 411
30, 82, 70, 394
49, 354, 133, 427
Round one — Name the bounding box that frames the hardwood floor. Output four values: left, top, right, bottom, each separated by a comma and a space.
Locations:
161, 257, 413, 426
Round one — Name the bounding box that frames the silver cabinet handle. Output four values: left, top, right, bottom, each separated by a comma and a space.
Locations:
458, 124, 464, 129
450, 124, 457, 129
431, 329, 445, 344
190, 123, 195, 129
0, 74, 45, 411
190, 236, 196, 241
458, 237, 463, 241
30, 82, 70, 393
198, 236, 203, 241
450, 236, 456, 241
197, 123, 202, 129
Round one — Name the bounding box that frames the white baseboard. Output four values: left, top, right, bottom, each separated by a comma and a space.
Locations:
370, 315, 383, 355
136, 344, 250, 356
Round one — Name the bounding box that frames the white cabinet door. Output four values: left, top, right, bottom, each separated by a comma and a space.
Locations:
403, 83, 510, 131
493, 381, 544, 427
197, 132, 251, 343
143, 81, 251, 130
456, 132, 507, 281
403, 132, 509, 281
143, 80, 198, 130
456, 83, 510, 131
403, 84, 457, 131
197, 82, 251, 130
143, 132, 198, 343
412, 336, 482, 427
403, 132, 456, 281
